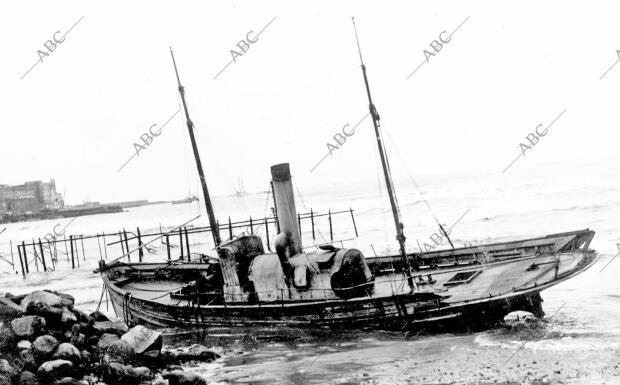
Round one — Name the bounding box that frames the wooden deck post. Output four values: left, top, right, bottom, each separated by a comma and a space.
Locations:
350, 208, 358, 237
22, 241, 29, 273
165, 234, 171, 260
184, 227, 190, 262
137, 227, 144, 262
80, 236, 86, 262
9, 240, 14, 267
249, 217, 253, 235
118, 231, 125, 256
74, 237, 80, 267
228, 217, 233, 240
69, 235, 75, 269
31, 240, 39, 272
179, 228, 184, 261
17, 244, 25, 276
47, 240, 55, 270
38, 238, 47, 272
123, 230, 130, 262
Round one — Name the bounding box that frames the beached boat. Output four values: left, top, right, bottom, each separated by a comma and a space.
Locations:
97, 23, 597, 331
99, 218, 595, 330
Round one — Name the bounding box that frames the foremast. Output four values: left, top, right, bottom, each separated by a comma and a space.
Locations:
170, 48, 222, 247
351, 18, 417, 291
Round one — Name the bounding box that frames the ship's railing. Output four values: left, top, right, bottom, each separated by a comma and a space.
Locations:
0, 208, 358, 276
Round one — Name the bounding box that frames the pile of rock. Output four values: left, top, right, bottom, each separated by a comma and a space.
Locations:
0, 290, 220, 385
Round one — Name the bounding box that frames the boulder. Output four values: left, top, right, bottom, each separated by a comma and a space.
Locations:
11, 316, 46, 338
60, 309, 77, 325
79, 350, 92, 364
97, 333, 119, 351
52, 343, 81, 363
69, 332, 85, 349
36, 360, 72, 381
49, 292, 74, 308
105, 340, 135, 364
32, 335, 59, 360
93, 321, 128, 336
56, 377, 81, 385
17, 340, 32, 350
0, 325, 16, 352
21, 292, 63, 310
104, 363, 151, 385
18, 371, 38, 385
0, 297, 25, 320
89, 311, 109, 322
25, 302, 62, 323
504, 311, 543, 329
72, 311, 93, 327
15, 349, 37, 372
162, 370, 207, 385
120, 325, 161, 354
0, 359, 16, 380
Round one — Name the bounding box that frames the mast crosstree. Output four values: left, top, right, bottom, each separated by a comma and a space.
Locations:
351, 18, 417, 291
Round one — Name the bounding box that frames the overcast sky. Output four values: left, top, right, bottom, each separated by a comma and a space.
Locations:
1, 1, 619, 204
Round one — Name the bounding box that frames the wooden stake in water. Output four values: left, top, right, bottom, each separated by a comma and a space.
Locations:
17, 244, 25, 276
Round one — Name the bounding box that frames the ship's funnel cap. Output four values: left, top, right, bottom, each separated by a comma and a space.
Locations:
271, 163, 291, 182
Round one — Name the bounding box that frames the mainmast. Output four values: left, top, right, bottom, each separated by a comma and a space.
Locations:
170, 48, 222, 247
351, 18, 416, 291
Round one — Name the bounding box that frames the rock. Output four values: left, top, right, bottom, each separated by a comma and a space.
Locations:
97, 334, 119, 351
52, 343, 81, 363
163, 344, 220, 363
504, 311, 543, 329
17, 340, 32, 350
16, 349, 37, 372
21, 291, 63, 310
79, 350, 92, 364
0, 324, 16, 352
89, 311, 109, 322
120, 325, 161, 354
104, 363, 151, 385
11, 316, 46, 338
32, 335, 59, 360
60, 309, 77, 325
56, 377, 81, 385
72, 311, 93, 327
0, 359, 16, 380
49, 292, 74, 308
36, 360, 72, 380
18, 371, 38, 385
162, 370, 207, 385
105, 340, 135, 364
93, 321, 128, 336
0, 297, 25, 320
25, 302, 63, 322
69, 332, 85, 349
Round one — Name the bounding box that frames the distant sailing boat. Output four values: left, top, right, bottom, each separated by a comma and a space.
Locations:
233, 177, 247, 198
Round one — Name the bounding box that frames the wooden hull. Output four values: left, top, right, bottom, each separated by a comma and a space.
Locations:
100, 229, 597, 331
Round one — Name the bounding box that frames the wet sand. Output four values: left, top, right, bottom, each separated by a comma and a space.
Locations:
163, 322, 620, 385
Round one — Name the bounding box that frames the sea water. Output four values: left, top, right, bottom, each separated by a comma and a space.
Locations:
1, 157, 619, 384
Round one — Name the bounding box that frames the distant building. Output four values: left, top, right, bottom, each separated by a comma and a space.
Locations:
0, 179, 64, 215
